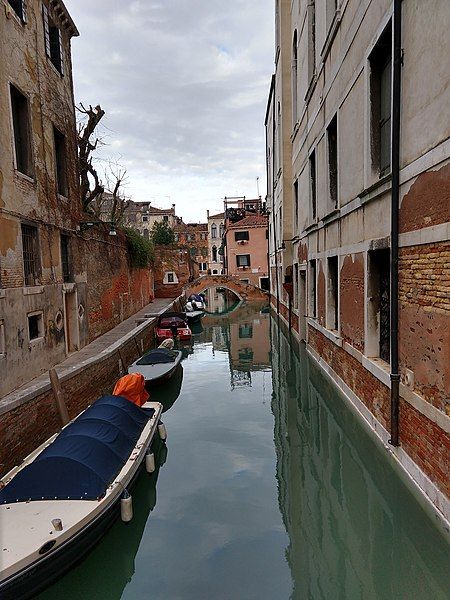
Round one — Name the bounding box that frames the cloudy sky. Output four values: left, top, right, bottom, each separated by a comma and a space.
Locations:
65, 0, 274, 222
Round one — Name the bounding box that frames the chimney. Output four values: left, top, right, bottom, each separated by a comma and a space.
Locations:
207, 210, 210, 219
172, 203, 176, 213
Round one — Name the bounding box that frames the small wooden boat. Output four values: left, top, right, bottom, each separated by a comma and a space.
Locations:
128, 347, 182, 386
184, 308, 203, 324
155, 313, 192, 342
0, 395, 163, 600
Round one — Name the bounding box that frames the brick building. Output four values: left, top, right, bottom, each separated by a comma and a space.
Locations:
0, 1, 153, 397
266, 0, 449, 519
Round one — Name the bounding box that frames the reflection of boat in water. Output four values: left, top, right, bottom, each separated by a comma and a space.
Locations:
189, 320, 204, 336
39, 440, 167, 600
150, 364, 184, 414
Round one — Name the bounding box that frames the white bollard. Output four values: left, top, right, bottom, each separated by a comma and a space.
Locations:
120, 490, 133, 522
145, 451, 156, 473
158, 422, 167, 441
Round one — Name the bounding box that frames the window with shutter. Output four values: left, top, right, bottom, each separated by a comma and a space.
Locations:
42, 4, 64, 74
8, 0, 25, 21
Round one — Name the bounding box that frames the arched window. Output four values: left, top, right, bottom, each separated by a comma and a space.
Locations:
211, 224, 217, 239
292, 30, 298, 126
219, 223, 224, 237
212, 245, 218, 262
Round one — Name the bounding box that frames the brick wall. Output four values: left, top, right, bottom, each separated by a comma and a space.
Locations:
399, 242, 450, 414
340, 253, 365, 352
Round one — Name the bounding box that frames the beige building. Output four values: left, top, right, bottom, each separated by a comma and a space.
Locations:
0, 0, 84, 396
266, 0, 450, 519
207, 210, 225, 274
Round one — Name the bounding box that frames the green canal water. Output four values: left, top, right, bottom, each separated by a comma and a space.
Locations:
39, 301, 449, 600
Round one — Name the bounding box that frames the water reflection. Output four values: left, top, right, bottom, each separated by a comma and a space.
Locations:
151, 365, 184, 413
204, 287, 241, 314
271, 321, 450, 600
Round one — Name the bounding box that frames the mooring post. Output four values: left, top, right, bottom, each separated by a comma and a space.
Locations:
117, 347, 127, 375
49, 368, 70, 426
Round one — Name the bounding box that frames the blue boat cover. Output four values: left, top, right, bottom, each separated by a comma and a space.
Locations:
0, 396, 154, 504
136, 348, 178, 366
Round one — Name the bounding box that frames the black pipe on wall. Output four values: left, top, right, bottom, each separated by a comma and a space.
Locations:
389, 0, 402, 447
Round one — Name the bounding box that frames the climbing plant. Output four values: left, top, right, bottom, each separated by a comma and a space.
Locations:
123, 227, 154, 268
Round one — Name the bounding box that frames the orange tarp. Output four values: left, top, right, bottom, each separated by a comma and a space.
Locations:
113, 373, 150, 407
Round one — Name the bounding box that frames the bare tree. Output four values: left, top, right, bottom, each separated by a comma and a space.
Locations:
77, 103, 105, 211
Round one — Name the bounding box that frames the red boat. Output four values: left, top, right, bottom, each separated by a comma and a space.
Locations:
155, 313, 192, 342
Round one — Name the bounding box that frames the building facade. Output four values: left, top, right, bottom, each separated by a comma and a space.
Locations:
173, 221, 209, 274
207, 210, 225, 274
0, 0, 84, 395
266, 0, 449, 519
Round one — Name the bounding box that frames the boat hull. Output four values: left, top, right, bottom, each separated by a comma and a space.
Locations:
128, 351, 182, 386
0, 435, 165, 600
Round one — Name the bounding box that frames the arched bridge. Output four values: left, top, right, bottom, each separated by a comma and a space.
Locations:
184, 275, 269, 301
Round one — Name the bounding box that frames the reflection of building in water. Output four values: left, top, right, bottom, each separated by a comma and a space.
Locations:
229, 312, 270, 373
271, 322, 450, 600
205, 287, 240, 314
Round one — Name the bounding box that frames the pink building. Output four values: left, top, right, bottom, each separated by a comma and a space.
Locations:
224, 214, 269, 290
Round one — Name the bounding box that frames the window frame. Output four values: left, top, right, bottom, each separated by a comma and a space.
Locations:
10, 83, 34, 178
53, 125, 68, 197
236, 254, 251, 268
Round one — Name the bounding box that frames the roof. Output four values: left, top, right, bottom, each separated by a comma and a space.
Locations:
209, 212, 225, 219
228, 214, 268, 229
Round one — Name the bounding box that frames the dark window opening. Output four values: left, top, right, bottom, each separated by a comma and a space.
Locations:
369, 248, 391, 362
43, 6, 64, 74
60, 234, 72, 283
212, 245, 218, 262
163, 215, 168, 222
309, 260, 317, 317
309, 150, 317, 221
307, 0, 316, 82
8, 0, 25, 20
327, 256, 338, 330
167, 272, 174, 283
327, 115, 338, 209
235, 231, 249, 241
53, 127, 68, 196
10, 85, 33, 177
21, 224, 40, 286
292, 30, 298, 125
142, 215, 148, 222
236, 254, 250, 268
369, 22, 392, 176
28, 313, 42, 341
239, 324, 253, 339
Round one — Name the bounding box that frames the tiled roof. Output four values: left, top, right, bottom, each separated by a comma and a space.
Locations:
228, 214, 268, 228
209, 212, 225, 219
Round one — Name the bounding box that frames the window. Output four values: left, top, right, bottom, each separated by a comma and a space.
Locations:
8, 0, 25, 21
212, 269, 218, 274
294, 179, 299, 233
0, 320, 5, 357
219, 224, 225, 237
167, 272, 174, 283
293, 264, 299, 309
327, 256, 338, 330
21, 224, 40, 286
10, 84, 33, 177
60, 234, 72, 283
309, 150, 317, 221
211, 224, 217, 239
307, 0, 316, 83
327, 115, 338, 209
212, 245, 218, 262
239, 324, 253, 339
368, 249, 390, 362
53, 126, 68, 196
43, 5, 64, 74
200, 262, 207, 271
309, 260, 317, 317
28, 312, 43, 341
234, 231, 249, 242
236, 254, 250, 268
369, 22, 392, 176
292, 30, 298, 125
142, 215, 148, 222
163, 215, 169, 222
174, 233, 179, 242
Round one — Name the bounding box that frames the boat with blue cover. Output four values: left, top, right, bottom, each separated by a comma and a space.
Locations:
128, 347, 182, 386
0, 394, 163, 600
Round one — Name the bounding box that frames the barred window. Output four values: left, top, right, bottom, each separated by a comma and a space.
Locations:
21, 224, 40, 286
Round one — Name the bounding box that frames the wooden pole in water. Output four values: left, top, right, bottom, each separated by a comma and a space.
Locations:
117, 348, 127, 375
49, 368, 70, 426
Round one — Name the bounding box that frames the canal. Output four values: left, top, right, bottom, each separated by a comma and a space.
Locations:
39, 299, 449, 600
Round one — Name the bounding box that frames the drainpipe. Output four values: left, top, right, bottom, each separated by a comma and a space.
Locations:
389, 0, 402, 447
271, 93, 280, 316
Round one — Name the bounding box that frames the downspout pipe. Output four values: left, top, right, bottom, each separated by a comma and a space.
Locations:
272, 95, 280, 316
389, 0, 402, 447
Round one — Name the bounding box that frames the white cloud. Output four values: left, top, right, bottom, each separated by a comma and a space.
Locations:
66, 0, 274, 221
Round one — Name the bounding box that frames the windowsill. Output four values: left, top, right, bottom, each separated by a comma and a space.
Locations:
321, 208, 340, 224
304, 74, 317, 105
23, 286, 44, 295
308, 318, 342, 346
320, 10, 342, 61
15, 170, 35, 184
303, 221, 318, 234
5, 5, 26, 26
29, 336, 45, 348
47, 59, 64, 78
360, 173, 391, 200
62, 282, 76, 292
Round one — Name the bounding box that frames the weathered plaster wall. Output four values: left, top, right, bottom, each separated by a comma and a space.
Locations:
339, 254, 365, 352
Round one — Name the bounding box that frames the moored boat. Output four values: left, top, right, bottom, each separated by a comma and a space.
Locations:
128, 347, 182, 386
155, 313, 192, 342
0, 395, 163, 600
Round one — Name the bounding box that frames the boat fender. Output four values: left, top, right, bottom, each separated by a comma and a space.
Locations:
121, 490, 133, 522
145, 450, 156, 473
158, 421, 167, 441
52, 518, 63, 532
